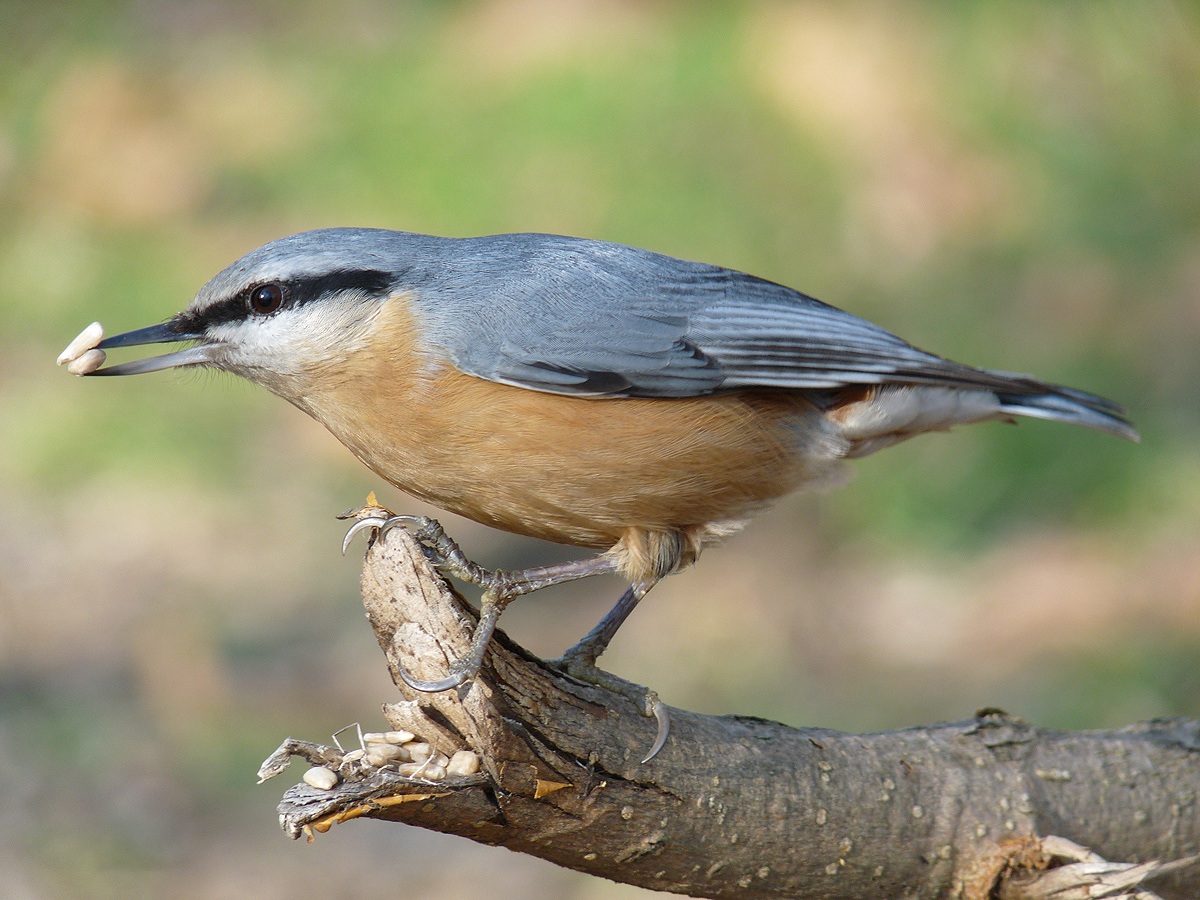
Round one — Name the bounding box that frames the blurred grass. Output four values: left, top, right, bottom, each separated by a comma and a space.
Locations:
1, 2, 1198, 898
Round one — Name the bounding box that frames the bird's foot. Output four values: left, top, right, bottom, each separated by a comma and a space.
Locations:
341, 508, 513, 692
342, 509, 497, 585
549, 647, 670, 763
394, 583, 510, 694
344, 510, 619, 598
341, 502, 659, 757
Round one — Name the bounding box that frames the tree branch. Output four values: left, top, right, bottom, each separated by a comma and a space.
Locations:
265, 528, 1200, 900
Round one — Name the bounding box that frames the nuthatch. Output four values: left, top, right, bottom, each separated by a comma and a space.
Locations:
74, 228, 1138, 760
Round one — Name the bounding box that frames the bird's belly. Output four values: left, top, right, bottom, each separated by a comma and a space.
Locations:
303, 362, 846, 550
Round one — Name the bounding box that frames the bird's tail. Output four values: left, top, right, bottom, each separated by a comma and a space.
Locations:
827, 374, 1139, 461
994, 383, 1139, 442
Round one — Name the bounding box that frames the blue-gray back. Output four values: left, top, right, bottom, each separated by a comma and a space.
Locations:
206, 228, 1132, 437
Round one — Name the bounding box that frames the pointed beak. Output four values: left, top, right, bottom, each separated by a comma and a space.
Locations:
89, 322, 219, 376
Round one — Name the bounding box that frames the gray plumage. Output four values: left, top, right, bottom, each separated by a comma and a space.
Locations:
78, 225, 1138, 732
193, 227, 1138, 441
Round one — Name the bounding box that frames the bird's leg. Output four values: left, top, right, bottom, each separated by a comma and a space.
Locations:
343, 513, 621, 689
394, 583, 514, 692
557, 581, 655, 669
550, 581, 671, 762
342, 513, 491, 581
389, 515, 494, 584
388, 515, 623, 596
345, 513, 617, 591
343, 510, 669, 760
392, 545, 621, 692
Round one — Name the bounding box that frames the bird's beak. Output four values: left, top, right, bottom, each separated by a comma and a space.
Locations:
89, 322, 218, 376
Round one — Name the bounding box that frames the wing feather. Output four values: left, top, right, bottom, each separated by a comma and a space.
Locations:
406, 234, 1134, 437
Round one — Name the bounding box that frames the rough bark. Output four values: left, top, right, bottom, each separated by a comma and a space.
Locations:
265, 528, 1200, 900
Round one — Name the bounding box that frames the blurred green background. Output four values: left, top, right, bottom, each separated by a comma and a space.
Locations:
1, 1, 1197, 897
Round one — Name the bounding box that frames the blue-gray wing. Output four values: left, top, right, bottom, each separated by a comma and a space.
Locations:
403, 233, 1132, 438
412, 234, 1046, 398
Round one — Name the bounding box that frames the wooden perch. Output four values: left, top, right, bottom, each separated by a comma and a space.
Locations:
265, 527, 1200, 900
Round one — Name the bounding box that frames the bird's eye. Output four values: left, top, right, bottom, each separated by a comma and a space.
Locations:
249, 283, 287, 315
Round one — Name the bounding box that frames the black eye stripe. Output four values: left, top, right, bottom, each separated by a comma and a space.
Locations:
174, 269, 396, 333
293, 269, 396, 300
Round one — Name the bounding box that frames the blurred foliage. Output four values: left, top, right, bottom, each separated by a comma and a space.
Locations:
1, 0, 1195, 545
0, 2, 1197, 898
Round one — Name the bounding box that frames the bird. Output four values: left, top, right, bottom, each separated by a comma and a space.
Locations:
78, 227, 1138, 760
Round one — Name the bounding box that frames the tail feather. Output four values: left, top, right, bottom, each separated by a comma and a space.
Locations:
825, 375, 1139, 461
995, 386, 1140, 442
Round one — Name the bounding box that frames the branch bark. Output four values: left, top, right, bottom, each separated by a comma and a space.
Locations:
266, 528, 1200, 900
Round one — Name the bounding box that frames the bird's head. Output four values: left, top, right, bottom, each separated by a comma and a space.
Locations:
89, 228, 413, 396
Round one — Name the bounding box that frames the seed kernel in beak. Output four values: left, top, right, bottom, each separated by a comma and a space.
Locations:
67, 348, 108, 376
58, 322, 105, 366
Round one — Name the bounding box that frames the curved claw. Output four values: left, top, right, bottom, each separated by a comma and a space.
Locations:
342, 514, 434, 556
341, 516, 390, 555
397, 659, 473, 693
642, 698, 670, 764
377, 514, 428, 536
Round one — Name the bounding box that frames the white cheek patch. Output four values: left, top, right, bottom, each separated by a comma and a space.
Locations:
208, 298, 382, 376
207, 318, 285, 368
